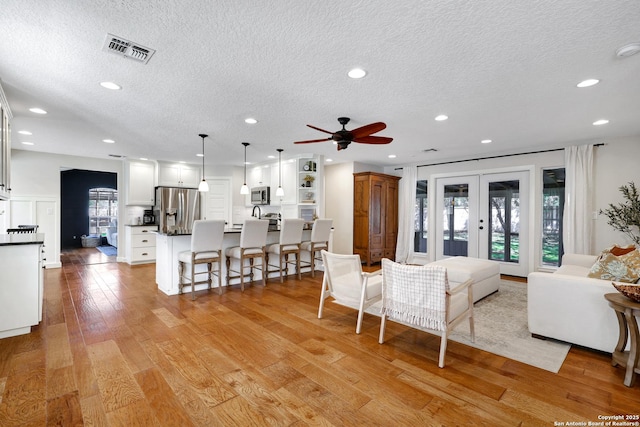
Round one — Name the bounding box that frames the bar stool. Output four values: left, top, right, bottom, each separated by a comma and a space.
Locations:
177, 220, 226, 300
300, 218, 333, 278
266, 218, 305, 282
226, 219, 269, 291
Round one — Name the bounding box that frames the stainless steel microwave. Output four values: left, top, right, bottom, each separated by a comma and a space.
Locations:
251, 186, 270, 205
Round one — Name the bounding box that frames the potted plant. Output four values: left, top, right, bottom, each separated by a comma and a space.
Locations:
303, 174, 315, 187
600, 182, 640, 245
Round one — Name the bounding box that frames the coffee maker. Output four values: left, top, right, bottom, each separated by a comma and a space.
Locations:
143, 209, 155, 225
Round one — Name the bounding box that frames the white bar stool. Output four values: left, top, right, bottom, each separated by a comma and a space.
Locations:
267, 218, 305, 282
300, 218, 333, 278
225, 219, 269, 291
178, 220, 226, 300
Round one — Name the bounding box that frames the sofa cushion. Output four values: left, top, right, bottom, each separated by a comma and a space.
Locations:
587, 252, 640, 283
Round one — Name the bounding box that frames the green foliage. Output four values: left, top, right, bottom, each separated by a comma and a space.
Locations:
600, 182, 640, 246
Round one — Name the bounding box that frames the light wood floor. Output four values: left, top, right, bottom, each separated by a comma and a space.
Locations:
1, 252, 639, 426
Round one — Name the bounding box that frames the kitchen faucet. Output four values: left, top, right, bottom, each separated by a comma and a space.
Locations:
252, 205, 262, 219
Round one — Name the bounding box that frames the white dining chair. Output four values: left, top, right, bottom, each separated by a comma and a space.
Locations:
177, 219, 226, 300
267, 218, 305, 282
225, 219, 270, 291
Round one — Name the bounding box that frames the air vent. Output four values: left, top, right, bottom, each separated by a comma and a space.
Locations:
108, 154, 124, 158
422, 148, 438, 153
102, 33, 155, 64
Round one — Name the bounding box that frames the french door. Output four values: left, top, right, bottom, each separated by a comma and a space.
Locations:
435, 171, 529, 276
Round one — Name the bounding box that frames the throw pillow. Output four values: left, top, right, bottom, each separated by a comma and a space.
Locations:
588, 252, 640, 283
610, 245, 636, 256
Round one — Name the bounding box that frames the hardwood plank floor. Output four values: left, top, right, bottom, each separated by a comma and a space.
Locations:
1, 254, 639, 426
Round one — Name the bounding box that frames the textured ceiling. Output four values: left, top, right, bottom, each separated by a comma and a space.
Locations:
1, 0, 639, 168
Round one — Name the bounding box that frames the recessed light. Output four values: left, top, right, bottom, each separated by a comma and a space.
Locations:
102, 139, 115, 143
593, 119, 609, 126
481, 139, 492, 144
348, 68, 367, 79
245, 118, 258, 124
577, 79, 599, 88
388, 154, 397, 159
326, 158, 333, 162
100, 81, 122, 90
21, 141, 34, 145
196, 153, 204, 157
435, 114, 448, 121
18, 130, 32, 135
140, 157, 148, 161
267, 155, 275, 159
616, 43, 640, 58
29, 108, 47, 114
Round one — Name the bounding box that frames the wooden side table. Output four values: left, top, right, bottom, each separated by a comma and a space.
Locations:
604, 292, 640, 387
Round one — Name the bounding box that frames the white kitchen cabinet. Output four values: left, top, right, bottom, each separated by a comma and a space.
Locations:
0, 236, 44, 338
269, 158, 297, 206
248, 164, 270, 188
0, 84, 12, 201
126, 225, 158, 264
158, 162, 200, 188
125, 160, 156, 205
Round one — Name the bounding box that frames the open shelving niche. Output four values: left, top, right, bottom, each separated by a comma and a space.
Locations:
297, 156, 322, 222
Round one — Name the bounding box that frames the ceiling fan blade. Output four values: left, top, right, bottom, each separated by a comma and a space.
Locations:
353, 135, 393, 144
306, 124, 334, 135
353, 136, 393, 144
294, 137, 331, 144
350, 122, 387, 138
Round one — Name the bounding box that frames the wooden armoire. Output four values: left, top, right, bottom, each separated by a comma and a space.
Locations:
353, 172, 401, 266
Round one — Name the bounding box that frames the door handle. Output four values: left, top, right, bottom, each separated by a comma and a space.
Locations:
479, 226, 484, 230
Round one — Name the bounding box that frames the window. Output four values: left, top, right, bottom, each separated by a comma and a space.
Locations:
542, 168, 565, 267
89, 187, 118, 236
414, 180, 428, 252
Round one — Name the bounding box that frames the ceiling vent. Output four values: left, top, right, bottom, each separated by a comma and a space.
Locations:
102, 33, 155, 64
423, 148, 438, 153
108, 154, 124, 158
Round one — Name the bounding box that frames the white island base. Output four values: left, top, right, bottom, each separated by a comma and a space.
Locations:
155, 229, 315, 296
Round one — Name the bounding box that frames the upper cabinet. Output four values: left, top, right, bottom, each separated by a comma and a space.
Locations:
269, 158, 296, 206
158, 162, 200, 188
0, 83, 12, 201
125, 160, 156, 206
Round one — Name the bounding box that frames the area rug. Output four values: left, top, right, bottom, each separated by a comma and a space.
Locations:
447, 279, 571, 373
96, 245, 117, 256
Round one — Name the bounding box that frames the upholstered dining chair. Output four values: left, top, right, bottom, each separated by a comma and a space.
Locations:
226, 219, 269, 291
300, 218, 333, 278
177, 219, 226, 300
378, 258, 475, 368
318, 250, 383, 334
266, 218, 305, 283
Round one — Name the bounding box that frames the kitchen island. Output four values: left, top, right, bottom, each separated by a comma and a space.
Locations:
0, 233, 45, 338
155, 228, 324, 295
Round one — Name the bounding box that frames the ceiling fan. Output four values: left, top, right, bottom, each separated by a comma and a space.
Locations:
294, 117, 393, 151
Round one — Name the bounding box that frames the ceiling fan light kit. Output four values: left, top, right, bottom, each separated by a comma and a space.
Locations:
294, 117, 392, 151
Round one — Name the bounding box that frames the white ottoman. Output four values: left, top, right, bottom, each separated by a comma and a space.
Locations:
429, 256, 500, 302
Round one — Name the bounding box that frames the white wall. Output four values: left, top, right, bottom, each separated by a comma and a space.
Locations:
8, 149, 123, 267
382, 135, 640, 271
325, 161, 386, 255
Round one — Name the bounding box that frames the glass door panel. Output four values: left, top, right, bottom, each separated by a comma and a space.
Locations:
435, 176, 478, 259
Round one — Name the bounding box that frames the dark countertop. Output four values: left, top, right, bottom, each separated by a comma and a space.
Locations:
0, 233, 45, 246
156, 228, 279, 236
125, 224, 159, 227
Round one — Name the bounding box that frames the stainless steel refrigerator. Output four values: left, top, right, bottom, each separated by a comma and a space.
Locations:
154, 186, 201, 234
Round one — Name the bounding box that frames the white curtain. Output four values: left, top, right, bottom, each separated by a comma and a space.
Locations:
395, 166, 417, 263
563, 145, 594, 255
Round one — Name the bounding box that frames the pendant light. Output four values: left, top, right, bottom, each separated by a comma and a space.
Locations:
275, 148, 284, 197
240, 142, 250, 195
198, 133, 209, 192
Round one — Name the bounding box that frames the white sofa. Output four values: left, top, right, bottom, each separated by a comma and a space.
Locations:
528, 253, 632, 353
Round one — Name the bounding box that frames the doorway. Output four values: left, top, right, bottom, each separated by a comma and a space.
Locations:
435, 170, 529, 276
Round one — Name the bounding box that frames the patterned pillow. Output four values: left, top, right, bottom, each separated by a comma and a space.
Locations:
610, 245, 636, 256
588, 252, 640, 283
